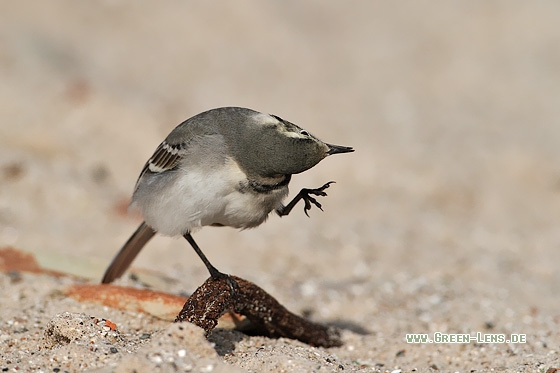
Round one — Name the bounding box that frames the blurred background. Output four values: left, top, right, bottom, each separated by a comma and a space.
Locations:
1, 1, 559, 314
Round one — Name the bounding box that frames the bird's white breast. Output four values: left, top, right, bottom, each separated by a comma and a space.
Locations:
131, 157, 288, 236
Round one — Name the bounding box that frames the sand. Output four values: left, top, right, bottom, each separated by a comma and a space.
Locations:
1, 1, 560, 372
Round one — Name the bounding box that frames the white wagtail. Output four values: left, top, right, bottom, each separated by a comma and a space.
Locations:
101, 107, 353, 285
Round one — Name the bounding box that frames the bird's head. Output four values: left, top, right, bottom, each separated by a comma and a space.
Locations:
228, 110, 354, 177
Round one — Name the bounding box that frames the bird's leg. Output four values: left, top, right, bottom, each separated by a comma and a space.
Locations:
276, 181, 335, 217
183, 232, 239, 294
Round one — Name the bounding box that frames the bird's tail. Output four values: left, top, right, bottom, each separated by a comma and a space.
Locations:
101, 222, 156, 283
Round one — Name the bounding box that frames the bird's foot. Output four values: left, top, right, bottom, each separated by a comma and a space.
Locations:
301, 181, 335, 216
209, 267, 240, 296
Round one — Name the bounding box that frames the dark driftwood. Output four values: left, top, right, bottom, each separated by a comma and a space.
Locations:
175, 275, 342, 348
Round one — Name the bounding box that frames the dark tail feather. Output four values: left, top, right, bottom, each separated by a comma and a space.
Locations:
101, 222, 156, 283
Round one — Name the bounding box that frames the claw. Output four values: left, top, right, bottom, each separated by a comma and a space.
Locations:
303, 200, 311, 216
303, 198, 312, 217
309, 181, 335, 197
209, 268, 239, 297
302, 190, 326, 216
278, 181, 336, 218
308, 196, 323, 211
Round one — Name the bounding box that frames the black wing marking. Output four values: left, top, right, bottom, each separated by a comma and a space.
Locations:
149, 141, 182, 172
134, 141, 183, 190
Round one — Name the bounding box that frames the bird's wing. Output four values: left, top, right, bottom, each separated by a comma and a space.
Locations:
133, 116, 221, 192
145, 140, 184, 173
133, 140, 185, 191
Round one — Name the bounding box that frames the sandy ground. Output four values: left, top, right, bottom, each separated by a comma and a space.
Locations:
1, 1, 560, 372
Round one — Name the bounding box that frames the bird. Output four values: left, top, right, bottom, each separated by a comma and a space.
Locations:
101, 107, 354, 286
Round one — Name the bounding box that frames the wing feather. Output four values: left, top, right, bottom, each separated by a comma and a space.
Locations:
133, 140, 184, 191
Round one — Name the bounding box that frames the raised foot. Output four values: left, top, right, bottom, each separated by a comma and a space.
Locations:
301, 181, 335, 216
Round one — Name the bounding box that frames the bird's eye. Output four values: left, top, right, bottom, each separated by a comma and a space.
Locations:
300, 130, 309, 136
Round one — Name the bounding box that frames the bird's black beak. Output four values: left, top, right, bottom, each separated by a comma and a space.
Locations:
326, 143, 354, 155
